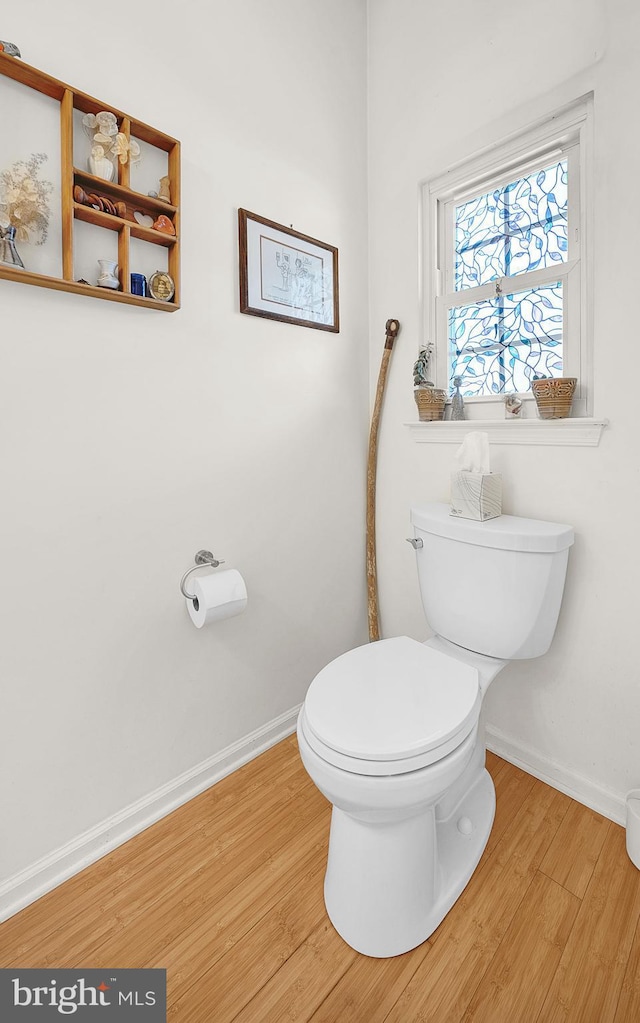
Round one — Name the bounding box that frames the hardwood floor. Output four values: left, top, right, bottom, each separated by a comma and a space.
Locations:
1, 736, 640, 1021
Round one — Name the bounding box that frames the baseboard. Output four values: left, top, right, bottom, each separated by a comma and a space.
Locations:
486, 723, 626, 826
0, 705, 301, 922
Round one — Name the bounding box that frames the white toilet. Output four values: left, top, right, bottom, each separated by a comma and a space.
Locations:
297, 502, 574, 958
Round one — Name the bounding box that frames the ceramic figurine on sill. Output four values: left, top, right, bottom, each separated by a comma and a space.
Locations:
451, 376, 465, 420
505, 394, 523, 419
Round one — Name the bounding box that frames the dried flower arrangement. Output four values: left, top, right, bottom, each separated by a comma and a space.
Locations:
0, 151, 53, 244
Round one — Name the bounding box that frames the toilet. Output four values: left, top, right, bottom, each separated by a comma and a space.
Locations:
297, 502, 574, 958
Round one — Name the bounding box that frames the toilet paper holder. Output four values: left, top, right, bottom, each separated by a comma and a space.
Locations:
180, 549, 226, 600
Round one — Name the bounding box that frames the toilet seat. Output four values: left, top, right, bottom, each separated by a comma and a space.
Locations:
301, 636, 481, 776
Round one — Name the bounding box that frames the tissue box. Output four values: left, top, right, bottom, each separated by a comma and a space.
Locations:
450, 471, 502, 521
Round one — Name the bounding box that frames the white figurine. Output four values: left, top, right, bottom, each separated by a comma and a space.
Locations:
89, 144, 114, 182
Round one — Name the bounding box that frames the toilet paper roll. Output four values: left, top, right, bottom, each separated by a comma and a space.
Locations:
187, 569, 248, 628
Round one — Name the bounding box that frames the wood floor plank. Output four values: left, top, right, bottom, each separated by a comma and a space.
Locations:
485, 749, 504, 776
540, 799, 610, 898
168, 863, 331, 1023
384, 779, 570, 1022
161, 827, 328, 1007
484, 756, 540, 859
307, 940, 431, 1023
227, 917, 357, 1023
460, 872, 580, 1022
537, 824, 640, 1023
614, 915, 640, 1023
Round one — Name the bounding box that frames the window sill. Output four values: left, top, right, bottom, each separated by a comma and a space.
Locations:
404, 417, 608, 446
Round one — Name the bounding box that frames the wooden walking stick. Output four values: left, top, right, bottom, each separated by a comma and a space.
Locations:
366, 318, 400, 642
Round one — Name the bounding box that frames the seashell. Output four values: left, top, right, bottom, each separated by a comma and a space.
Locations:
95, 111, 118, 134
133, 211, 154, 228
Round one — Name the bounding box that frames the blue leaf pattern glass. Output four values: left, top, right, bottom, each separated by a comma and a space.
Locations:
448, 282, 563, 396
454, 161, 568, 291
449, 160, 567, 395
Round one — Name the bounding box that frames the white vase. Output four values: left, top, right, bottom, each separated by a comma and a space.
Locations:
97, 259, 119, 289
89, 154, 114, 182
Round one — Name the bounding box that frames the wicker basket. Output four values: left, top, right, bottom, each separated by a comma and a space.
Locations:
531, 377, 577, 420
414, 387, 447, 422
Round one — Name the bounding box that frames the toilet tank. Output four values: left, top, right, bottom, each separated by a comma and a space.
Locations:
410, 503, 574, 660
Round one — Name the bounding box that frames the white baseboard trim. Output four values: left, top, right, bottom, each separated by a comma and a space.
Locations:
486, 724, 626, 827
0, 704, 301, 922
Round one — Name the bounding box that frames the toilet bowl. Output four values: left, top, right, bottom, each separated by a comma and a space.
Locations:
297, 503, 574, 958
297, 636, 502, 957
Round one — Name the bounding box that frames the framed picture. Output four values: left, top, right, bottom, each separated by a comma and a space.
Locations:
238, 209, 339, 332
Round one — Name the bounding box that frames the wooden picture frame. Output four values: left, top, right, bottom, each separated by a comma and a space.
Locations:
238, 209, 339, 332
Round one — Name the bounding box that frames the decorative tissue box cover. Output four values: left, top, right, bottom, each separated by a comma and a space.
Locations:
450, 471, 502, 521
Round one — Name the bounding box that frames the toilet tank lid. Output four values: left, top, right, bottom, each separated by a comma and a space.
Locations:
411, 503, 574, 553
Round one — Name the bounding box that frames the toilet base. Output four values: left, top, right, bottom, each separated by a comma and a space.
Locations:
323, 766, 495, 958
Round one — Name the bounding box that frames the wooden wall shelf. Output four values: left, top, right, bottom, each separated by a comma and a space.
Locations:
0, 51, 181, 310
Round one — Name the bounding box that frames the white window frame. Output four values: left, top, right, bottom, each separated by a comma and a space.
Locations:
421, 96, 593, 418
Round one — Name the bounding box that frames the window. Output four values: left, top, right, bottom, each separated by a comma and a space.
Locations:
422, 98, 592, 416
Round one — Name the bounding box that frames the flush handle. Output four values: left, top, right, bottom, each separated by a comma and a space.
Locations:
406, 537, 423, 550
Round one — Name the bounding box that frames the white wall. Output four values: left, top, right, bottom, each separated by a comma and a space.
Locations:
367, 0, 640, 820
0, 0, 369, 904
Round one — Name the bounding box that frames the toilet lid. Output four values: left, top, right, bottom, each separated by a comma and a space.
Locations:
303, 636, 480, 767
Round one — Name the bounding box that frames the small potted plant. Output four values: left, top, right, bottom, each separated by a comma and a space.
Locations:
0, 151, 53, 268
413, 343, 446, 421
